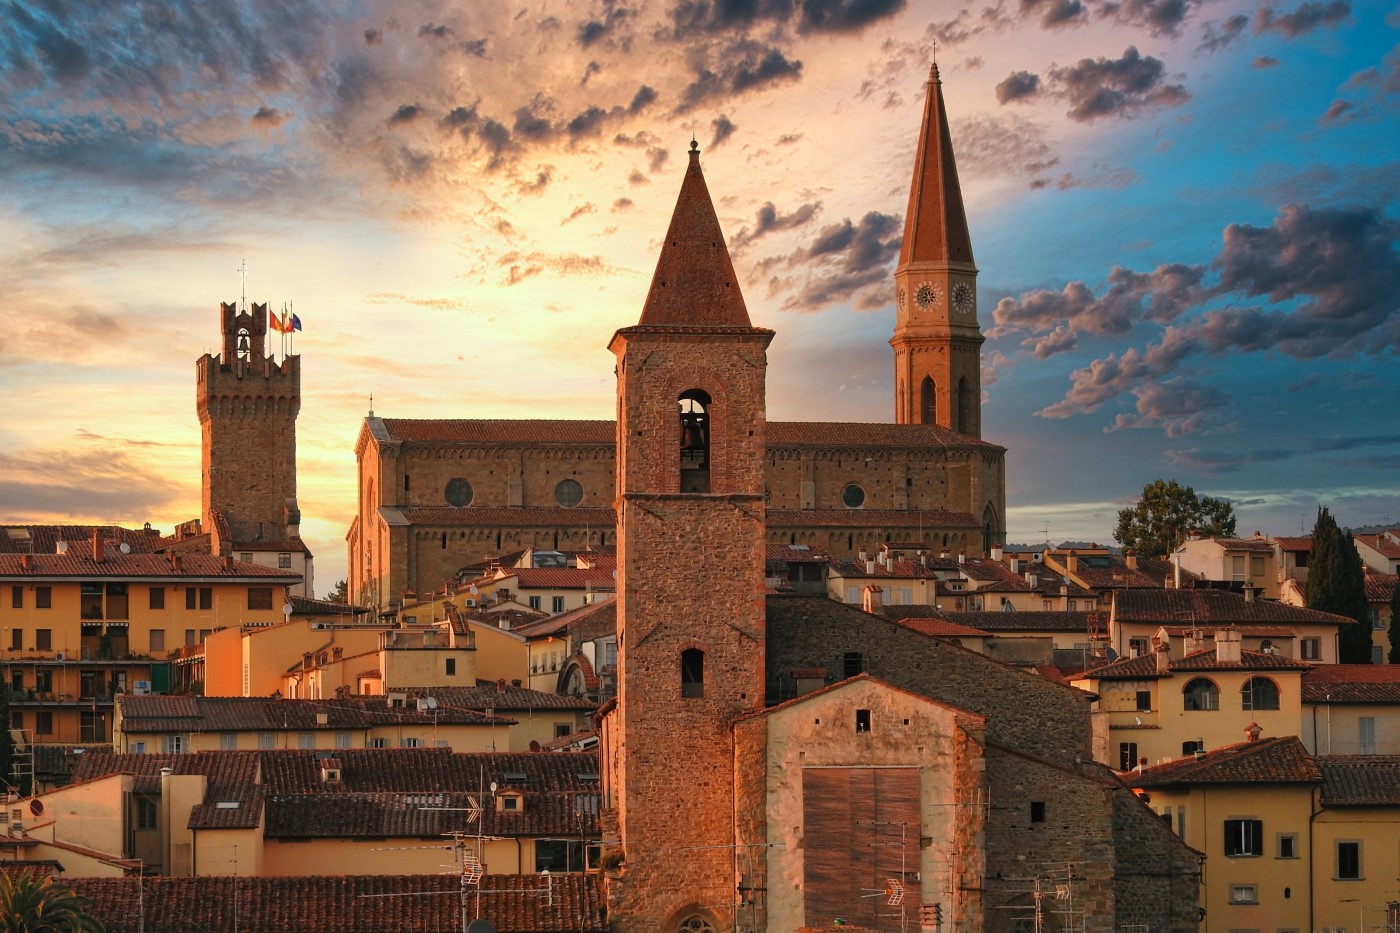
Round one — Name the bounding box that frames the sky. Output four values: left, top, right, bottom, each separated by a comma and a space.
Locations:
2, 0, 1398, 595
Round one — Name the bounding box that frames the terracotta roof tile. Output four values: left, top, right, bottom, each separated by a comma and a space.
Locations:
1356, 533, 1400, 559
116, 695, 517, 734
1303, 664, 1400, 703
1113, 588, 1355, 625
0, 524, 163, 554
0, 551, 301, 580
68, 873, 605, 932
402, 684, 596, 712
885, 608, 1096, 633
1318, 756, 1400, 805
1085, 647, 1310, 679
1273, 536, 1313, 552
1363, 572, 1397, 602
1129, 736, 1319, 786
766, 543, 835, 563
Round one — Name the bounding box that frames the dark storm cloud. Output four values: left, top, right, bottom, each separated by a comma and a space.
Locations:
798, 0, 908, 33
577, 2, 635, 47
1197, 14, 1249, 53
364, 28, 382, 45
1044, 47, 1190, 122
731, 200, 822, 250
710, 114, 737, 147
1027, 203, 1400, 433
629, 85, 658, 113
996, 71, 1041, 103
779, 211, 902, 311
1254, 1, 1351, 38
418, 23, 452, 39
672, 41, 803, 113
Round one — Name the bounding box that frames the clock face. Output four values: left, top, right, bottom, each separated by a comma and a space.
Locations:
914, 281, 942, 310
951, 281, 975, 314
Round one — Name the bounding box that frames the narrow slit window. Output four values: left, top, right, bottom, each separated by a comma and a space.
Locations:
855, 709, 871, 733
681, 648, 705, 698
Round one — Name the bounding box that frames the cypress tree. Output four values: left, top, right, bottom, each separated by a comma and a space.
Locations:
1305, 507, 1371, 663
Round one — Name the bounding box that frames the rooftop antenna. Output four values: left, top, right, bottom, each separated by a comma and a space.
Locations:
369, 393, 375, 417
237, 259, 249, 313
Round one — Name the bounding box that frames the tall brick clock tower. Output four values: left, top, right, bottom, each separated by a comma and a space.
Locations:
196, 300, 301, 552
605, 141, 774, 933
891, 62, 984, 439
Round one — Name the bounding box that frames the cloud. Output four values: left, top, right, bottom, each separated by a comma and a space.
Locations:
1043, 46, 1191, 122
1164, 446, 1295, 472
0, 446, 182, 520
577, 4, 635, 48
731, 200, 823, 250
1103, 379, 1230, 436
251, 106, 291, 128
1253, 56, 1280, 69
1320, 99, 1355, 124
1025, 203, 1400, 433
674, 42, 803, 113
496, 249, 617, 287
954, 114, 1061, 183
1254, 1, 1352, 38
779, 211, 903, 311
612, 197, 634, 211
388, 103, 423, 126
667, 0, 905, 37
1099, 0, 1204, 36
996, 71, 1041, 104
364, 28, 382, 45
561, 203, 596, 225
1197, 14, 1249, 52
1023, 0, 1089, 30
710, 114, 737, 147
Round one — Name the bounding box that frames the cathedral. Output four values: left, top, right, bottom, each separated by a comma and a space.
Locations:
347, 63, 1005, 613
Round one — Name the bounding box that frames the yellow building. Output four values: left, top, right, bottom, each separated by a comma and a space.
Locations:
1, 540, 299, 746
50, 748, 601, 878
1173, 535, 1282, 600
1302, 664, 1400, 755
1129, 737, 1400, 933
1075, 629, 1310, 770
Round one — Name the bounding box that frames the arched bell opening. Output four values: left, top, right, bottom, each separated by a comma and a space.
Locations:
919, 376, 936, 426
678, 389, 711, 493
236, 327, 253, 362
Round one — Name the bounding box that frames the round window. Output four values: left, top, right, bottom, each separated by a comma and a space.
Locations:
555, 479, 583, 508
842, 483, 865, 509
444, 478, 473, 507
677, 919, 716, 933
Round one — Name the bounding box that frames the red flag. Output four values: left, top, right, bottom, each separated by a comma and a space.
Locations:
269, 308, 287, 333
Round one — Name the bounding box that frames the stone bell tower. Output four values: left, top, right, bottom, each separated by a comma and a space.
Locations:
604, 141, 774, 933
891, 62, 984, 439
195, 300, 301, 552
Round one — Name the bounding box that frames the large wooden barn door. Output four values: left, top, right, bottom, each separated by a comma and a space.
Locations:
802, 767, 921, 931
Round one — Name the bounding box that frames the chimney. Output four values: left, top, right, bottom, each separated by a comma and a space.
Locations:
496, 677, 507, 693
857, 548, 867, 561
170, 552, 183, 572
511, 679, 522, 687
222, 555, 233, 570
1244, 721, 1262, 743
1025, 572, 1038, 588
865, 559, 876, 576
1243, 587, 1255, 603
861, 585, 883, 614
991, 545, 1004, 562
1125, 549, 1138, 570
1009, 557, 1021, 574
20, 554, 32, 571
1172, 554, 1180, 590
957, 550, 966, 564
1216, 628, 1242, 663
91, 528, 103, 562
1155, 642, 1171, 674
1065, 550, 1078, 573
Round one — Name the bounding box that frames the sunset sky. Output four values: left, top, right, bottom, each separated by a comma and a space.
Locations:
2, 0, 1397, 593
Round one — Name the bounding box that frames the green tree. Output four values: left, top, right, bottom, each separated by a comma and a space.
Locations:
1305, 506, 1371, 663
324, 579, 348, 603
1113, 479, 1237, 558
1388, 575, 1400, 664
0, 870, 106, 933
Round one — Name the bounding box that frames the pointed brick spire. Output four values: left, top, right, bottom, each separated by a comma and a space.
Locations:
637, 140, 752, 327
899, 62, 974, 267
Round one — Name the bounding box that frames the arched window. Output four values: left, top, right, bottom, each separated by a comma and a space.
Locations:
236, 327, 252, 361
919, 376, 936, 425
681, 648, 705, 698
982, 502, 998, 555
1183, 678, 1220, 711
957, 375, 973, 434
678, 390, 711, 493
677, 918, 716, 933
1241, 677, 1279, 711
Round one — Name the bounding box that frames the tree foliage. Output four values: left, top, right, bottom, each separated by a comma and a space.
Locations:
324, 579, 348, 604
1305, 506, 1371, 663
1113, 479, 1237, 558
0, 870, 105, 933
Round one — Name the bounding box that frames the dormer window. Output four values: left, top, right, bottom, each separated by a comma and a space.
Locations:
496, 792, 524, 813
678, 391, 711, 493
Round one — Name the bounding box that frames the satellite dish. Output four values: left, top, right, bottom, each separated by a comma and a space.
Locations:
119, 542, 131, 554
283, 603, 294, 616
469, 585, 478, 595
416, 697, 438, 712
489, 781, 498, 793
1105, 647, 1119, 662
466, 920, 498, 933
